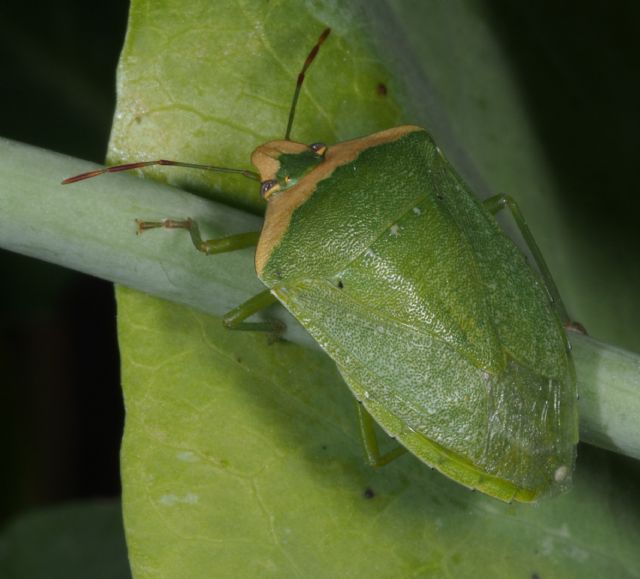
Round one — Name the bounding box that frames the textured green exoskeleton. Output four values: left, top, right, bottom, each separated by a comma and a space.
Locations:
64, 29, 578, 502
253, 125, 578, 502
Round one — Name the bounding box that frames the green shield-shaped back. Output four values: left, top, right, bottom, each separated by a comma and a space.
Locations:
253, 126, 578, 502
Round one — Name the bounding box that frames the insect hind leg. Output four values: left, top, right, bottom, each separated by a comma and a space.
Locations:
357, 403, 407, 467
483, 194, 585, 333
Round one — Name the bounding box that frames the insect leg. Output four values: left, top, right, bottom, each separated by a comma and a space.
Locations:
135, 218, 260, 255
357, 404, 407, 467
222, 290, 284, 335
135, 218, 283, 335
482, 194, 571, 325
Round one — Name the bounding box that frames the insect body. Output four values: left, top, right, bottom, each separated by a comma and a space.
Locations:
64, 29, 578, 502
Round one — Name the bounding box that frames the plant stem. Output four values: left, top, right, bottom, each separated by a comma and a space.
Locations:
1, 137, 638, 459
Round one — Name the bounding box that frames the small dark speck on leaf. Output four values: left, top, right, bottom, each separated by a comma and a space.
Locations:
376, 82, 388, 96
531, 573, 541, 579
363, 487, 375, 499
337, 279, 344, 289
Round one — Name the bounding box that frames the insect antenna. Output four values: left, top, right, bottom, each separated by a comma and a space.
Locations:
61, 159, 259, 185
63, 28, 332, 185
284, 27, 331, 141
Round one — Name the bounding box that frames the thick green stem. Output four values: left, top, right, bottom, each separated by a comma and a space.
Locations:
572, 333, 640, 459
1, 137, 638, 459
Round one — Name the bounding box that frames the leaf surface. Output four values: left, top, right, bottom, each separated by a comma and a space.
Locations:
113, 1, 640, 577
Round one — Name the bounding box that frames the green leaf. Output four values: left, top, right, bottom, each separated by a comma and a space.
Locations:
0, 1, 637, 574
118, 288, 640, 578
109, 1, 402, 213
105, 0, 640, 577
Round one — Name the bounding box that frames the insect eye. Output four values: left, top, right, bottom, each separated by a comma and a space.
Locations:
260, 179, 279, 199
310, 142, 327, 156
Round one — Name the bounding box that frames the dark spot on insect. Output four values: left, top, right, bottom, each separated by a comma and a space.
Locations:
337, 279, 344, 289
363, 487, 375, 499
376, 82, 388, 96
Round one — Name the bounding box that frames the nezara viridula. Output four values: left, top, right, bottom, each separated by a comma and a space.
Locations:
64, 28, 578, 502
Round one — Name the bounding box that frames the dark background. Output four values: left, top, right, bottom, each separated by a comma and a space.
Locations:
1, 0, 639, 532
0, 1, 129, 525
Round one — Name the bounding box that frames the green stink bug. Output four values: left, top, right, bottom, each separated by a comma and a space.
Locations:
64, 28, 578, 502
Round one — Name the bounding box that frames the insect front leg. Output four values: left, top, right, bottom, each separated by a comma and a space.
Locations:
135, 218, 260, 255
357, 404, 407, 467
482, 194, 584, 332
136, 218, 284, 336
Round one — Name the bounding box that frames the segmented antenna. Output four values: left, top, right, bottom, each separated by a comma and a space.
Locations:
62, 28, 332, 185
284, 28, 331, 141
62, 159, 258, 185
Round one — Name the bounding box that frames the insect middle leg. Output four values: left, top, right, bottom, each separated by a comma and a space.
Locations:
357, 404, 407, 467
136, 218, 283, 335
223, 290, 283, 334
